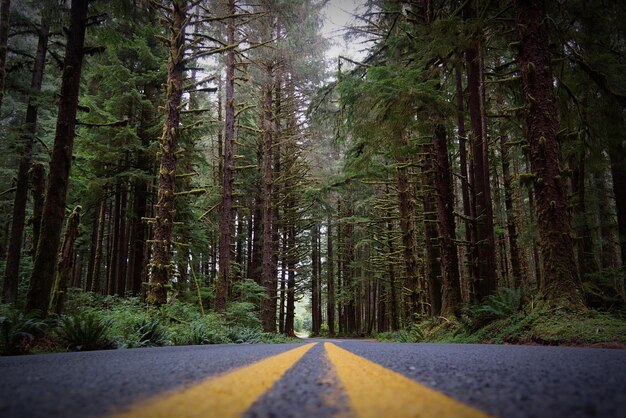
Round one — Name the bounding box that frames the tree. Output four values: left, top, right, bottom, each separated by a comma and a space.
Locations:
147, 0, 187, 306
25, 0, 89, 314
513, 0, 585, 308
2, 14, 50, 304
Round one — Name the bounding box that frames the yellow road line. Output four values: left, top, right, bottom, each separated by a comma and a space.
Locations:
113, 343, 316, 418
324, 342, 491, 418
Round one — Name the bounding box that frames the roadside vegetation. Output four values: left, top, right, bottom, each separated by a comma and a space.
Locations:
1, 284, 298, 356
375, 287, 626, 346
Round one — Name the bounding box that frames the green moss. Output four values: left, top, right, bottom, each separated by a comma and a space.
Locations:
377, 308, 626, 346
529, 310, 626, 345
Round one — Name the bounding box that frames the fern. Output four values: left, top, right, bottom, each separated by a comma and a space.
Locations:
0, 308, 46, 355
55, 313, 113, 351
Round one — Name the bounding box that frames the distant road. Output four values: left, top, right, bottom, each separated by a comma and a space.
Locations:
0, 339, 624, 417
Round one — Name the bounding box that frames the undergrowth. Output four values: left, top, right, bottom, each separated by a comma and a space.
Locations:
376, 287, 626, 346
0, 285, 299, 356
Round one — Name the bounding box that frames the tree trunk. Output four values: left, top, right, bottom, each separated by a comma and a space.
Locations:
261, 75, 276, 332
25, 0, 88, 314
284, 223, 296, 337
90, 198, 106, 293
499, 130, 523, 286
395, 134, 420, 317
148, 0, 186, 306
432, 124, 461, 317
327, 215, 335, 335
0, 0, 10, 112
311, 224, 319, 335
465, 22, 497, 301
2, 18, 49, 304
608, 149, 626, 266
30, 162, 45, 257
514, 0, 585, 308
215, 0, 236, 312
49, 206, 81, 315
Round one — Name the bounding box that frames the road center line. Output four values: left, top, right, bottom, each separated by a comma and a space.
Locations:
324, 342, 492, 418
112, 343, 316, 418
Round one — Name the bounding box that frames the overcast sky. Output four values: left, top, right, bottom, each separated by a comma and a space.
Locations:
321, 0, 367, 61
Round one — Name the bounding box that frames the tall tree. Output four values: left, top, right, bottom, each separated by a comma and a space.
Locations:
147, 0, 187, 305
513, 0, 585, 308
2, 16, 50, 303
25, 0, 89, 314
215, 0, 237, 312
0, 0, 10, 112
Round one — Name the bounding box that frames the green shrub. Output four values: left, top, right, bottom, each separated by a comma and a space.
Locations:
224, 302, 261, 329
55, 313, 114, 351
134, 318, 170, 347
0, 306, 46, 355
227, 326, 262, 344
160, 300, 202, 323
468, 287, 522, 329
170, 314, 230, 345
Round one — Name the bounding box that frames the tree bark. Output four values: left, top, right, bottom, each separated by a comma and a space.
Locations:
432, 124, 462, 317
327, 214, 335, 335
215, 0, 236, 312
49, 206, 81, 315
0, 0, 10, 112
514, 0, 585, 308
311, 223, 320, 335
465, 26, 497, 300
395, 133, 420, 317
260, 74, 276, 332
148, 0, 186, 305
25, 0, 88, 314
2, 18, 49, 303
499, 130, 523, 286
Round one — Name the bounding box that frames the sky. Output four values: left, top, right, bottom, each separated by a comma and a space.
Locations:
321, 0, 367, 61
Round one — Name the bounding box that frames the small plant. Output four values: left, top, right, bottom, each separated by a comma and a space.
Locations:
468, 287, 522, 329
134, 318, 170, 347
224, 302, 262, 329
0, 307, 46, 355
55, 313, 113, 351
227, 326, 262, 344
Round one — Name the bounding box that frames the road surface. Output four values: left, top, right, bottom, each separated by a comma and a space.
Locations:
0, 339, 624, 417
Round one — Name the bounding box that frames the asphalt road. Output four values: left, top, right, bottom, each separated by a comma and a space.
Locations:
0, 339, 624, 417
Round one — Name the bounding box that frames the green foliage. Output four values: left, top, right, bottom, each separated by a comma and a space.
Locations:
582, 268, 626, 311
171, 314, 230, 346
383, 306, 626, 346
55, 313, 114, 351
224, 302, 262, 329
134, 318, 170, 347
226, 326, 262, 344
377, 323, 425, 343
467, 287, 523, 330
0, 306, 46, 355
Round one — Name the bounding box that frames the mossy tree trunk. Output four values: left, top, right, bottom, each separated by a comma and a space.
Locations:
514, 0, 585, 309
148, 0, 186, 306
215, 0, 237, 312
432, 124, 462, 318
25, 0, 88, 315
0, 0, 10, 112
2, 17, 49, 304
50, 206, 81, 315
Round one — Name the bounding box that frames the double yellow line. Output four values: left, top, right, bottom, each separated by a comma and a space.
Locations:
114, 342, 490, 418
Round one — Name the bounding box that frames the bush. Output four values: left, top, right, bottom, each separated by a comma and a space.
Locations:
55, 313, 114, 351
224, 302, 262, 329
227, 326, 262, 344
0, 306, 46, 355
134, 318, 170, 347
467, 287, 523, 329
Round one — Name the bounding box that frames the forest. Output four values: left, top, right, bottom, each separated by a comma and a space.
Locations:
0, 0, 625, 355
